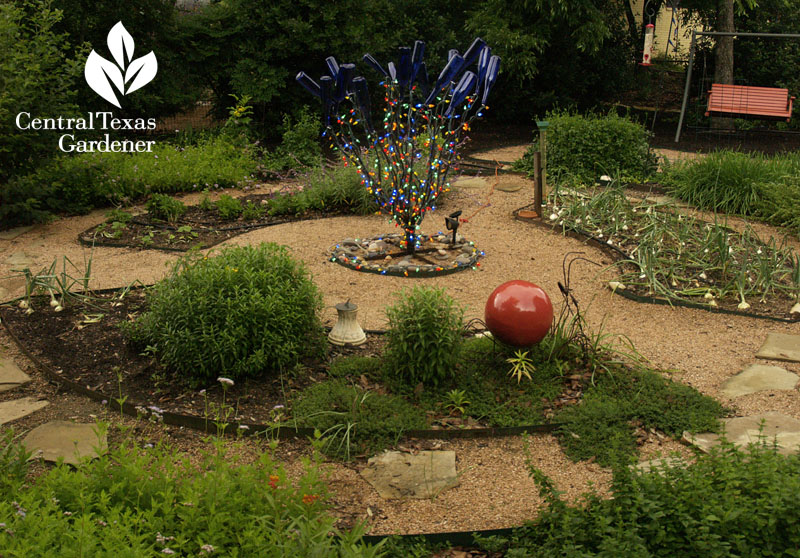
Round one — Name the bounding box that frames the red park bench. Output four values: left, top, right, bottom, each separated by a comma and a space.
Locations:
706, 83, 795, 121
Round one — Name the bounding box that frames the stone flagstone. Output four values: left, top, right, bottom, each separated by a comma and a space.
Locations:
0, 397, 48, 425
4, 252, 36, 269
756, 332, 800, 363
0, 286, 8, 302
721, 364, 799, 398
453, 177, 489, 190
360, 450, 459, 499
683, 412, 800, 456
495, 180, 524, 192
23, 421, 107, 465
0, 357, 31, 393
0, 226, 33, 241
634, 456, 688, 474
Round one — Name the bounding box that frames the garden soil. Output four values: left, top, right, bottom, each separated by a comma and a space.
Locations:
2, 158, 800, 534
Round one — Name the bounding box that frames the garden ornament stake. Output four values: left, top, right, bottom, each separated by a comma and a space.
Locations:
297, 39, 501, 254
445, 210, 462, 244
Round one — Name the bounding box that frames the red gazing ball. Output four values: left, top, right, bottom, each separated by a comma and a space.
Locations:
484, 280, 554, 347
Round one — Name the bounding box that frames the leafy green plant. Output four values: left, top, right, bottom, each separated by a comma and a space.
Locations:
145, 193, 187, 223
292, 380, 427, 459
241, 200, 265, 220
485, 435, 800, 556
262, 107, 323, 174
443, 389, 470, 415
105, 209, 132, 224
214, 194, 243, 220
123, 243, 325, 386
198, 189, 214, 211
384, 286, 465, 388
506, 350, 536, 383
513, 110, 659, 184
0, 426, 384, 557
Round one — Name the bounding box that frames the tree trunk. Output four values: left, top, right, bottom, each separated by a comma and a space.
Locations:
712, 0, 735, 129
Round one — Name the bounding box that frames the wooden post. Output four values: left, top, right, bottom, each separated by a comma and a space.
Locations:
533, 151, 543, 217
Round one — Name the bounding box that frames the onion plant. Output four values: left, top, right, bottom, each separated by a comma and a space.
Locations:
549, 180, 800, 312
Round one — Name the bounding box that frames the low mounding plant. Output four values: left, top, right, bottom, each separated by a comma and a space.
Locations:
514, 110, 659, 184
384, 286, 464, 388
124, 243, 324, 386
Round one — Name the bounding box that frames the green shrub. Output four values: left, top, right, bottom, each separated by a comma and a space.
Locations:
215, 194, 243, 220
146, 194, 187, 223
513, 110, 659, 184
0, 135, 258, 228
292, 380, 427, 458
0, 427, 382, 557
488, 438, 800, 556
124, 244, 324, 386
384, 286, 464, 388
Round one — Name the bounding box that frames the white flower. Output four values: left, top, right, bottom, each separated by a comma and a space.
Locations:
162, 550, 175, 555
217, 377, 234, 387
200, 545, 215, 555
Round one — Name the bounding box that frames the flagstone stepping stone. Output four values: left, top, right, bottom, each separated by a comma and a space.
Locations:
683, 412, 800, 456
0, 286, 8, 303
4, 252, 36, 269
22, 421, 107, 465
634, 456, 688, 474
756, 332, 800, 363
0, 357, 31, 393
360, 450, 459, 499
453, 177, 489, 189
0, 226, 33, 240
721, 364, 799, 398
0, 397, 48, 425
495, 179, 524, 192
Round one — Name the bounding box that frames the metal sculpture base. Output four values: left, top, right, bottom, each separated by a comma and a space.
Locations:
329, 233, 483, 277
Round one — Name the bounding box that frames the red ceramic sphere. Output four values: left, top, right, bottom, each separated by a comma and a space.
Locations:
484, 280, 554, 347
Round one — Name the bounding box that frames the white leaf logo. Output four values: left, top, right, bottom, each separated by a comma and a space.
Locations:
84, 22, 158, 108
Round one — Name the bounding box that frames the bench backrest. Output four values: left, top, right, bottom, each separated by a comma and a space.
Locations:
709, 84, 791, 113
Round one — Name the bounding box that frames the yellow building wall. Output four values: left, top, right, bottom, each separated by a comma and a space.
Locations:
629, 0, 700, 58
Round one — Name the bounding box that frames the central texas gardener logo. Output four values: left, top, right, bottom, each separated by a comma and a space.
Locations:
84, 22, 158, 108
